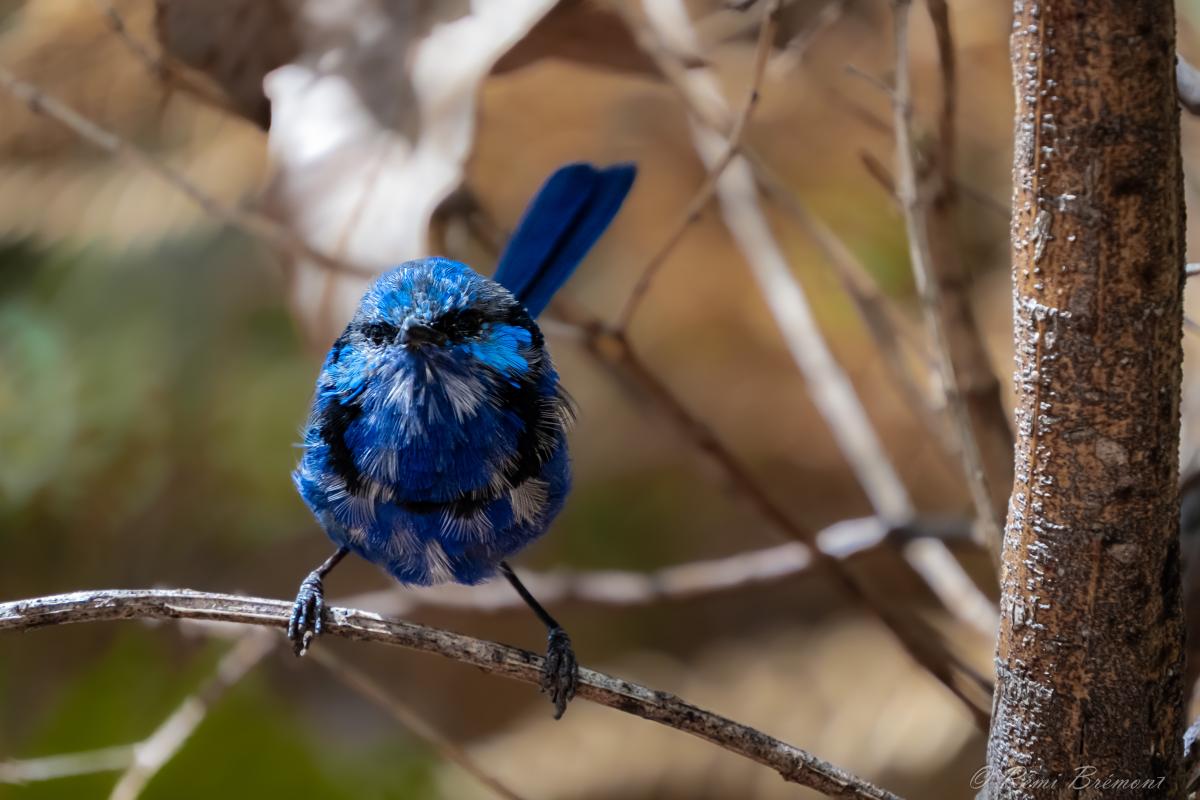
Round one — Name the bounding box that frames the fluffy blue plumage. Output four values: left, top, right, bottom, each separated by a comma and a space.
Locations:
293, 163, 635, 588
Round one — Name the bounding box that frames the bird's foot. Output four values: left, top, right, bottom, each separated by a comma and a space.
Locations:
287, 570, 327, 656
542, 627, 578, 719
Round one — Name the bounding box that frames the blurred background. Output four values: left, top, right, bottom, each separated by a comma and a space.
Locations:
4, 1, 1200, 798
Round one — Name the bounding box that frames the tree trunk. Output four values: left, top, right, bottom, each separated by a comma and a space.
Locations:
986, 1, 1187, 798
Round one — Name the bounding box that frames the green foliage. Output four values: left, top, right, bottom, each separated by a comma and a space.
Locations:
0, 235, 313, 564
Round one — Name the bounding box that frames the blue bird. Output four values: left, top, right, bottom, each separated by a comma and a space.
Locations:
288, 162, 636, 717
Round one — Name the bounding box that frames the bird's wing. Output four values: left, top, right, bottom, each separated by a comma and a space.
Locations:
493, 162, 636, 318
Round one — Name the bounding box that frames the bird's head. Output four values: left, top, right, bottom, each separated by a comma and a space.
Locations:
324, 258, 550, 424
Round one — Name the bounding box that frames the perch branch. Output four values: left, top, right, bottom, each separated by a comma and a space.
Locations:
0, 590, 903, 800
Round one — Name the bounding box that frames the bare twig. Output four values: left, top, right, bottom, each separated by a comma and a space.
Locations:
925, 0, 956, 192
95, 0, 167, 78
694, 117, 999, 684
925, 0, 1014, 558
551, 304, 993, 726
845, 64, 895, 98
1, 746, 136, 784
690, 125, 914, 522
890, 0, 1003, 553
0, 65, 373, 278
825, 86, 1009, 220
93, 0, 237, 116
344, 515, 979, 618
309, 649, 528, 800
629, 2, 994, 722
616, 0, 781, 330
766, 0, 847, 78
628, 2, 953, 468
108, 631, 275, 800
743, 153, 962, 468
0, 590, 904, 800
1, 634, 272, 791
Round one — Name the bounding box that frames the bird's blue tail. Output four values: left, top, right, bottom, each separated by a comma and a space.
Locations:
494, 162, 636, 318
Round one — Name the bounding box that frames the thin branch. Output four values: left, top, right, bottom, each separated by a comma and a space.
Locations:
626, 2, 956, 477
616, 0, 781, 330
108, 631, 274, 800
1, 633, 271, 790
925, 0, 956, 201
889, 0, 1003, 552
628, 2, 993, 723
922, 0, 1013, 557
96, 0, 168, 79
551, 303, 993, 726
309, 649, 528, 800
844, 64, 896, 98
825, 85, 1009, 219
1, 746, 136, 784
344, 516, 979, 618
690, 122, 998, 703
743, 152, 963, 472
93, 0, 238, 116
766, 0, 847, 78
0, 65, 373, 278
0, 590, 904, 800
689, 125, 914, 522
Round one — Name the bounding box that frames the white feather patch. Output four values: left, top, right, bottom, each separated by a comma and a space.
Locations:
440, 504, 495, 542
423, 539, 457, 584
439, 369, 487, 421
509, 478, 549, 526
384, 519, 420, 560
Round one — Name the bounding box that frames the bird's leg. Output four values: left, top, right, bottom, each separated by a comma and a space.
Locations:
287, 546, 348, 656
498, 560, 578, 718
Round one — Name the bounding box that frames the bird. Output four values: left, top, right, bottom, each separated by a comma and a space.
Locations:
287, 162, 636, 718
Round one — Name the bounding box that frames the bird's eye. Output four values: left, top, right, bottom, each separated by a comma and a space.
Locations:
434, 308, 486, 341
455, 309, 485, 336
359, 321, 400, 346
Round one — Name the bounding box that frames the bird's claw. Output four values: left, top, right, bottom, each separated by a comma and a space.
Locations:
287, 571, 326, 656
542, 627, 578, 719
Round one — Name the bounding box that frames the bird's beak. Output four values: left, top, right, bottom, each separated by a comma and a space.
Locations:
402, 323, 443, 350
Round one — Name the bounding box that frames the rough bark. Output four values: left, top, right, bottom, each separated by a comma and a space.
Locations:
986, 2, 1187, 798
